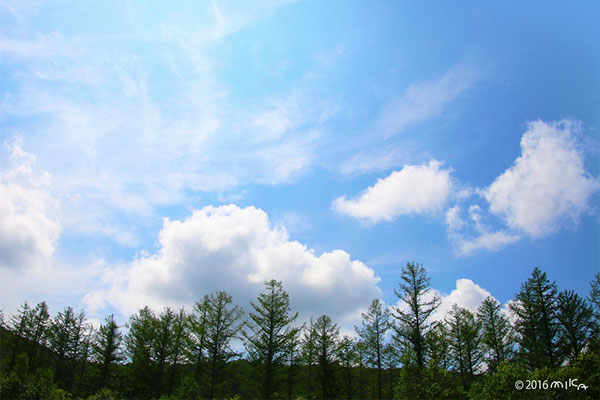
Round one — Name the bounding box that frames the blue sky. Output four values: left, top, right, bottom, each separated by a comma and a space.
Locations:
1, 0, 598, 330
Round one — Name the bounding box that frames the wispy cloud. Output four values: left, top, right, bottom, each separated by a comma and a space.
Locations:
375, 63, 482, 139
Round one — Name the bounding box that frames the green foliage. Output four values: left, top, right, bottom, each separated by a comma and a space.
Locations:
1, 266, 597, 400
446, 304, 482, 391
392, 262, 441, 369
477, 296, 514, 372
86, 388, 122, 400
242, 280, 299, 399
356, 299, 390, 399
557, 290, 594, 362
510, 267, 561, 370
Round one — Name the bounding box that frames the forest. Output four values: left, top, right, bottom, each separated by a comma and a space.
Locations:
1, 263, 599, 400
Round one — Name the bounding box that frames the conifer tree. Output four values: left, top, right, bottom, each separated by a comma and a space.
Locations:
189, 298, 210, 381
477, 297, 513, 372
93, 314, 122, 389
302, 318, 318, 399
204, 291, 244, 400
557, 290, 594, 362
425, 321, 451, 370
243, 280, 299, 399
510, 267, 560, 369
392, 262, 441, 369
446, 304, 482, 391
26, 301, 50, 373
381, 341, 401, 399
47, 306, 78, 386
168, 307, 188, 396
314, 315, 339, 400
154, 307, 175, 397
285, 327, 302, 400
8, 302, 31, 372
356, 298, 390, 400
337, 335, 356, 400
124, 306, 157, 399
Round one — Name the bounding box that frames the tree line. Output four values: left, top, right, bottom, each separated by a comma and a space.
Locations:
1, 264, 599, 399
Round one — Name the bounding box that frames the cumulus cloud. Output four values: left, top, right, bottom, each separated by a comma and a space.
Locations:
0, 139, 60, 270
483, 119, 598, 237
445, 119, 598, 256
445, 205, 521, 257
393, 278, 496, 323
86, 205, 380, 327
431, 278, 493, 321
333, 160, 453, 223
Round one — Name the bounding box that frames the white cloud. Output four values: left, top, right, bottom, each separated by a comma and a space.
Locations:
432, 278, 493, 321
334, 160, 453, 223
483, 119, 598, 237
0, 139, 60, 270
375, 64, 481, 138
86, 205, 381, 328
393, 278, 495, 323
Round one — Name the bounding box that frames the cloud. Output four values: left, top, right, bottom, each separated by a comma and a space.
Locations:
393, 278, 495, 323
86, 205, 381, 328
0, 139, 60, 270
375, 64, 481, 138
0, 2, 328, 246
483, 119, 598, 237
445, 119, 598, 256
445, 205, 521, 257
432, 279, 493, 321
333, 160, 453, 223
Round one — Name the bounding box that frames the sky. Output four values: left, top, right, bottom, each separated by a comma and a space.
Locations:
1, 0, 599, 332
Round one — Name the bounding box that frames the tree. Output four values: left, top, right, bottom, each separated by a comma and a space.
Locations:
204, 291, 244, 399
93, 314, 122, 389
285, 327, 302, 400
47, 307, 79, 387
153, 307, 175, 398
381, 342, 401, 399
510, 267, 560, 369
446, 304, 482, 391
356, 298, 390, 400
557, 290, 594, 362
314, 315, 339, 400
26, 301, 50, 373
242, 280, 299, 399
301, 318, 318, 399
337, 335, 356, 400
425, 321, 451, 370
589, 273, 600, 354
8, 302, 31, 372
392, 262, 441, 370
124, 306, 157, 399
189, 298, 210, 381
167, 307, 188, 396
477, 297, 513, 372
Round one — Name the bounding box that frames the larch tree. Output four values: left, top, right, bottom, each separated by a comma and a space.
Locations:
26, 301, 50, 373
446, 304, 482, 391
356, 298, 390, 400
314, 315, 340, 400
8, 301, 31, 372
242, 280, 299, 400
510, 267, 560, 369
301, 318, 318, 400
337, 335, 357, 400
392, 262, 441, 370
93, 314, 122, 389
204, 291, 244, 400
557, 290, 594, 362
477, 297, 513, 372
